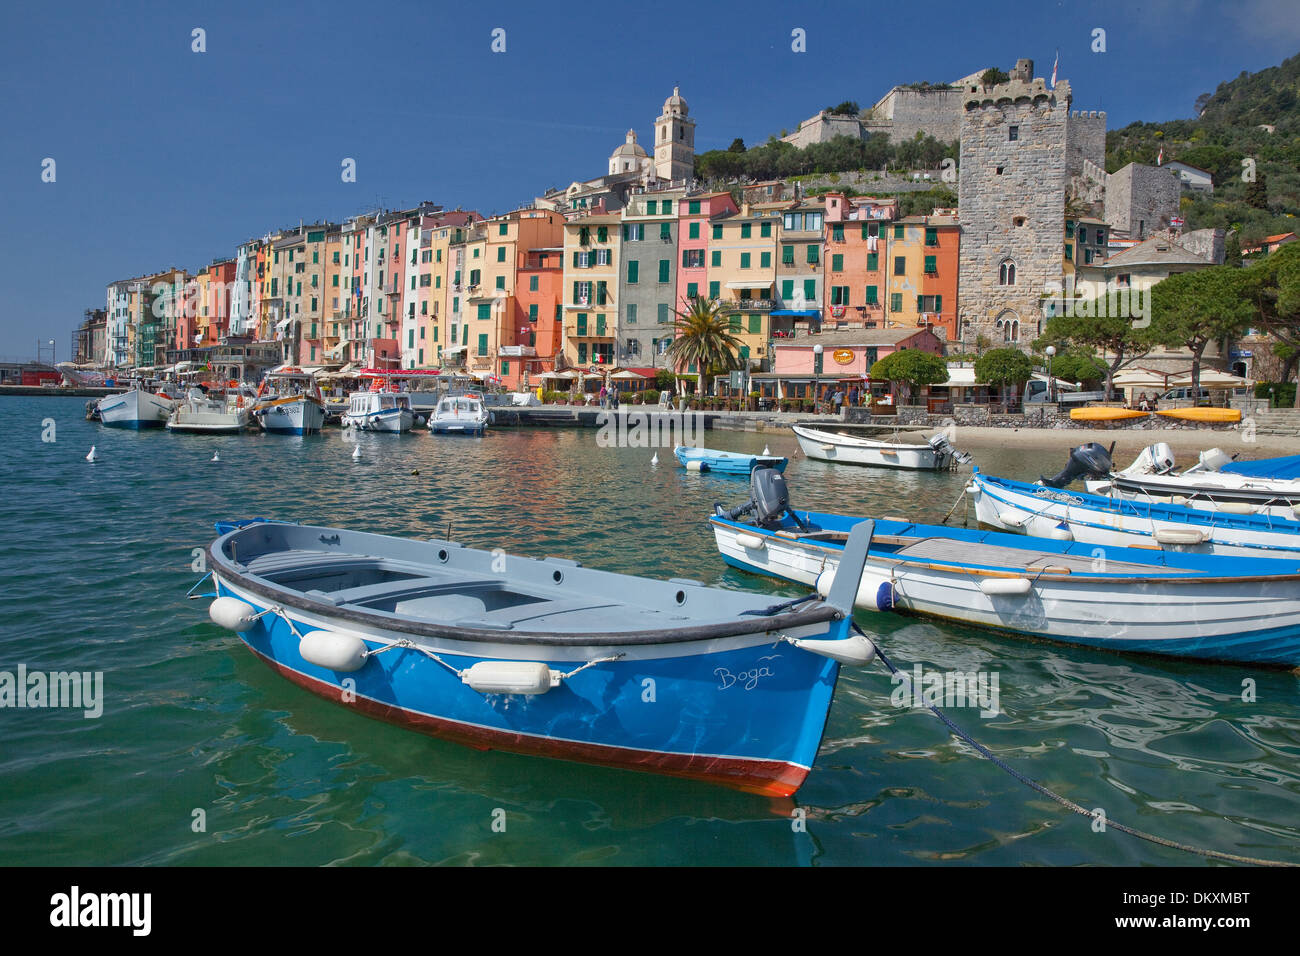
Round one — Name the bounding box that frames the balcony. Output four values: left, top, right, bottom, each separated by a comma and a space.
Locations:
567, 322, 613, 339
724, 298, 776, 312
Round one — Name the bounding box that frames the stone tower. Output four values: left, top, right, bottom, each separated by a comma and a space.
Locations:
957, 60, 1071, 350
654, 87, 695, 182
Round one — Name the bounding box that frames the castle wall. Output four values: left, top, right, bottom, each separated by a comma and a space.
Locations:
872, 87, 965, 144
1104, 163, 1181, 239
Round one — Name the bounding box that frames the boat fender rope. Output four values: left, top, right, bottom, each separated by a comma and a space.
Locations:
186, 571, 213, 600
382, 641, 625, 684
739, 593, 822, 617
864, 626, 1296, 867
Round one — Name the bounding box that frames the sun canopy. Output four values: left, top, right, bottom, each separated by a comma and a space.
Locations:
1167, 370, 1250, 388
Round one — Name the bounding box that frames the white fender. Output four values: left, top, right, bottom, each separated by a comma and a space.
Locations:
996, 509, 1028, 528
461, 661, 557, 695
816, 566, 896, 611
209, 596, 260, 631
734, 533, 766, 550
1153, 527, 1207, 545
299, 630, 370, 672
1216, 502, 1257, 515
790, 634, 877, 666
686, 460, 706, 472
1049, 522, 1074, 541
979, 577, 1032, 596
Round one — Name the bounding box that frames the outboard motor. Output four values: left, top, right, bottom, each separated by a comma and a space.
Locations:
1040, 442, 1115, 488
927, 433, 972, 467
715, 467, 809, 530
1192, 447, 1232, 473
1114, 442, 1176, 478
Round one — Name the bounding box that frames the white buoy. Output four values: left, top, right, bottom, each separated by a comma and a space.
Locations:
211, 452, 220, 462
763, 445, 770, 456
650, 452, 659, 465
85, 446, 97, 463
352, 444, 361, 460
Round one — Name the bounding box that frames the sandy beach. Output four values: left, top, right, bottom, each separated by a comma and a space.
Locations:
952, 425, 1300, 462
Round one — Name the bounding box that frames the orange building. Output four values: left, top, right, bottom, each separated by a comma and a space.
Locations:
822, 194, 895, 329
885, 210, 959, 341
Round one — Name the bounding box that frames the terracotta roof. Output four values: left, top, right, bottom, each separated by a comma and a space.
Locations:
1099, 236, 1213, 269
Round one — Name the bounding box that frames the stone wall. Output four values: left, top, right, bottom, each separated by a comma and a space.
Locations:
1104, 163, 1181, 239
1066, 110, 1106, 177
957, 77, 1071, 350
868, 87, 966, 145
782, 112, 867, 149
1178, 227, 1225, 265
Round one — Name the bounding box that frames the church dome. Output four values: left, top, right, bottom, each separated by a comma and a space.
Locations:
662, 86, 688, 117
610, 129, 648, 159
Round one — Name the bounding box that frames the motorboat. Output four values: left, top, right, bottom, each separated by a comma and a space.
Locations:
430, 393, 489, 435
791, 423, 969, 470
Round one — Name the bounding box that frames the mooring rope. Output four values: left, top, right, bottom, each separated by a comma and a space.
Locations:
864, 626, 1295, 867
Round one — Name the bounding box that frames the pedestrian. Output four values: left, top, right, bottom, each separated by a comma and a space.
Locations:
847, 385, 858, 408
832, 389, 843, 413
599, 384, 608, 409
1138, 391, 1149, 412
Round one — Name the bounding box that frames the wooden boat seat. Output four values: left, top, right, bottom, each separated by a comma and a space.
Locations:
888, 537, 1186, 575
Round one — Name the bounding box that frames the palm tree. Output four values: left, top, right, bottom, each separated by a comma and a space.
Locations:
666, 297, 745, 396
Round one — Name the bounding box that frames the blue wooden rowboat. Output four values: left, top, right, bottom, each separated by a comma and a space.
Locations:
710, 470, 1300, 667
202, 517, 877, 795
674, 445, 788, 475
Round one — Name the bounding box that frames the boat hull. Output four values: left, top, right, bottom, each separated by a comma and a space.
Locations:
97, 389, 173, 429
213, 575, 839, 795
673, 446, 789, 475
256, 397, 325, 435
1158, 407, 1241, 423
970, 471, 1300, 558
792, 424, 944, 470
1069, 407, 1147, 422
711, 515, 1300, 666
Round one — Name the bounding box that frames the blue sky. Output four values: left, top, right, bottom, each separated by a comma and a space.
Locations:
2, 0, 1297, 359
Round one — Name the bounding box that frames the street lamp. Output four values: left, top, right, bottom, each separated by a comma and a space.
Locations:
813, 343, 824, 413
1045, 345, 1056, 404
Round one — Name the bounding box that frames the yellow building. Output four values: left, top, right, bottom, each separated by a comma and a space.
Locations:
706, 202, 779, 369
561, 213, 622, 369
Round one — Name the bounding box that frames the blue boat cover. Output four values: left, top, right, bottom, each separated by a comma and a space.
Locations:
1221, 455, 1300, 479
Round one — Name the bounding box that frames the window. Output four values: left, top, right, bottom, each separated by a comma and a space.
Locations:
806, 245, 819, 265
831, 254, 844, 272
660, 222, 671, 240
918, 294, 943, 313
1084, 249, 1094, 264
924, 255, 937, 274
576, 313, 588, 336
657, 303, 671, 324
893, 224, 904, 240
688, 200, 701, 215
646, 200, 657, 215
748, 313, 761, 334
711, 250, 721, 267
477, 304, 491, 320
760, 222, 772, 238
495, 275, 505, 290
661, 200, 672, 214
597, 226, 608, 243
761, 251, 771, 268
925, 228, 938, 247
867, 252, 879, 271
624, 223, 644, 241
832, 225, 844, 242
627, 260, 639, 284
894, 256, 906, 276
686, 282, 698, 299
999, 259, 1016, 286
781, 279, 794, 299
995, 166, 1004, 175
741, 223, 751, 239
712, 224, 722, 240
865, 285, 878, 305
595, 281, 607, 305
1065, 244, 1073, 261
683, 249, 704, 268
708, 281, 720, 299
740, 252, 751, 269
477, 333, 488, 356
890, 293, 903, 313
596, 314, 607, 336
803, 279, 816, 301
578, 342, 587, 364
688, 222, 700, 240
1065, 221, 1075, 238
1078, 227, 1088, 244
497, 247, 506, 262
529, 304, 538, 322
596, 248, 610, 266
626, 303, 637, 324
658, 260, 670, 283
1008, 125, 1019, 141
529, 275, 538, 292
830, 286, 850, 305
729, 312, 742, 330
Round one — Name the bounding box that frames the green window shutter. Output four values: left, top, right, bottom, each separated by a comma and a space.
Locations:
573, 251, 581, 268
867, 252, 878, 271
782, 245, 794, 265
529, 304, 538, 321
748, 313, 761, 334
689, 222, 700, 239
831, 254, 843, 272
477, 304, 490, 319
661, 200, 672, 214
781, 279, 794, 299
934, 295, 943, 313
803, 279, 816, 300
760, 222, 772, 238
729, 312, 742, 330
646, 201, 657, 214
1065, 244, 1073, 261
741, 223, 751, 238
890, 293, 902, 313
577, 313, 587, 335
916, 294, 924, 312
740, 252, 750, 269
596, 281, 607, 305
711, 250, 721, 267
925, 227, 938, 246
894, 256, 906, 276
627, 260, 639, 283
861, 223, 869, 239
499, 223, 508, 236
495, 275, 505, 290
740, 345, 750, 360
597, 226, 608, 243
434, 326, 439, 341
463, 324, 468, 345
806, 245, 819, 265
657, 304, 670, 324
660, 222, 671, 240
712, 224, 722, 240
596, 315, 606, 335
497, 247, 505, 262
477, 333, 488, 356
578, 343, 587, 364
501, 360, 509, 374
761, 251, 771, 268
572, 281, 580, 302
924, 255, 937, 273
708, 281, 720, 298
687, 282, 698, 298
332, 275, 338, 287
832, 225, 844, 242
658, 260, 669, 283
894, 224, 904, 240
627, 304, 637, 324
682, 250, 690, 268
688, 200, 700, 215
408, 330, 415, 347
865, 285, 878, 305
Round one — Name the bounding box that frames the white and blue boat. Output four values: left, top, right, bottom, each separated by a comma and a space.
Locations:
710, 469, 1300, 667
970, 469, 1300, 558
96, 385, 174, 429
251, 367, 326, 435
429, 394, 489, 435
202, 517, 878, 795
342, 389, 415, 433
673, 445, 788, 475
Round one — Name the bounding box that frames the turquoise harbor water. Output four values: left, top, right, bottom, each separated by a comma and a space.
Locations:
2, 395, 1299, 866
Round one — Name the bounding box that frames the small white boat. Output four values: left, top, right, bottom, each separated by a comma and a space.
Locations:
1086, 444, 1300, 519
430, 393, 489, 435
167, 387, 252, 433
343, 389, 415, 433
96, 385, 174, 429
251, 368, 326, 435
791, 423, 968, 471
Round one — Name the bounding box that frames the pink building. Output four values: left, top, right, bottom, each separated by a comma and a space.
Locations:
676, 190, 738, 312
759, 327, 943, 402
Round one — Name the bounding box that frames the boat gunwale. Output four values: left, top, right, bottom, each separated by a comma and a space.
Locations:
791, 423, 938, 454
208, 528, 840, 647
708, 515, 1300, 586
